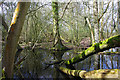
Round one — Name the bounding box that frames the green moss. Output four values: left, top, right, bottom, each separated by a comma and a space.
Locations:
84, 46, 95, 55
66, 53, 83, 65
52, 42, 68, 51
106, 35, 120, 47
1, 68, 5, 79
52, 1, 58, 19
65, 35, 120, 65
66, 61, 70, 65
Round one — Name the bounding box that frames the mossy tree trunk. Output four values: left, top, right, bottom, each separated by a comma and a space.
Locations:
52, 1, 67, 50
59, 67, 119, 78
2, 2, 30, 78
65, 35, 120, 65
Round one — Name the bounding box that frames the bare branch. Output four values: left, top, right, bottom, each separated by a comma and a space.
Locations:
59, 0, 72, 21
98, 1, 111, 22
27, 2, 50, 14
83, 1, 90, 10
1, 16, 9, 32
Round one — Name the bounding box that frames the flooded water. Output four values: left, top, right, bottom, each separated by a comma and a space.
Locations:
14, 48, 120, 79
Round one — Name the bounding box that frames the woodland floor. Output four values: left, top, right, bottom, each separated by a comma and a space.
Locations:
20, 37, 91, 50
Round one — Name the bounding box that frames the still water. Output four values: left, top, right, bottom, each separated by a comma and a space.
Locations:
14, 48, 120, 79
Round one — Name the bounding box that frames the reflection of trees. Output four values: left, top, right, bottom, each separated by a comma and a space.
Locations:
59, 53, 120, 79
103, 55, 111, 69
103, 54, 119, 69
88, 56, 92, 70
117, 55, 120, 69
100, 54, 104, 69
15, 50, 23, 63
52, 50, 67, 79
75, 55, 93, 71
20, 49, 53, 78
15, 49, 120, 78
75, 53, 120, 72
52, 51, 65, 61
109, 55, 114, 68
101, 54, 103, 69
94, 55, 100, 70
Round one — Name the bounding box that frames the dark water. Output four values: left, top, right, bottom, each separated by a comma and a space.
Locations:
14, 48, 120, 79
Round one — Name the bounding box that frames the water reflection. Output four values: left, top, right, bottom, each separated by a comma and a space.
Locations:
14, 49, 120, 78
75, 54, 120, 71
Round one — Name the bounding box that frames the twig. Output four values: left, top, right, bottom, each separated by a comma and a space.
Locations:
98, 1, 111, 22
59, 0, 72, 21
27, 2, 50, 14
15, 55, 28, 66
15, 65, 24, 78
1, 15, 9, 32
83, 1, 90, 10
44, 60, 65, 70
31, 11, 52, 50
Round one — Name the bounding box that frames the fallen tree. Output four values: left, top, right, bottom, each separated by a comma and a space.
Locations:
65, 35, 120, 65
59, 67, 120, 79
44, 35, 120, 79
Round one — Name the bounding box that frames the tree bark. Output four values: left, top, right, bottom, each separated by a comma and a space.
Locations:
117, 0, 120, 34
100, 0, 104, 41
52, 1, 68, 50
93, 0, 99, 43
86, 17, 95, 44
59, 67, 119, 78
65, 35, 120, 65
2, 2, 30, 78
52, 1, 61, 46
1, 15, 22, 50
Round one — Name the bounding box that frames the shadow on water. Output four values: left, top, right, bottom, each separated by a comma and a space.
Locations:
14, 48, 120, 79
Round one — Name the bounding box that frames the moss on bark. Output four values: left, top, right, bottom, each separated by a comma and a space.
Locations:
65, 35, 120, 65
52, 1, 68, 51
59, 67, 120, 79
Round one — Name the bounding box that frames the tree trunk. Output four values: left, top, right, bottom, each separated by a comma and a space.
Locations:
2, 2, 30, 78
86, 17, 95, 44
93, 0, 99, 43
100, 0, 104, 41
93, 0, 100, 70
110, 0, 114, 37
52, 1, 68, 50
117, 0, 120, 34
65, 35, 120, 65
1, 15, 22, 50
59, 67, 119, 79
